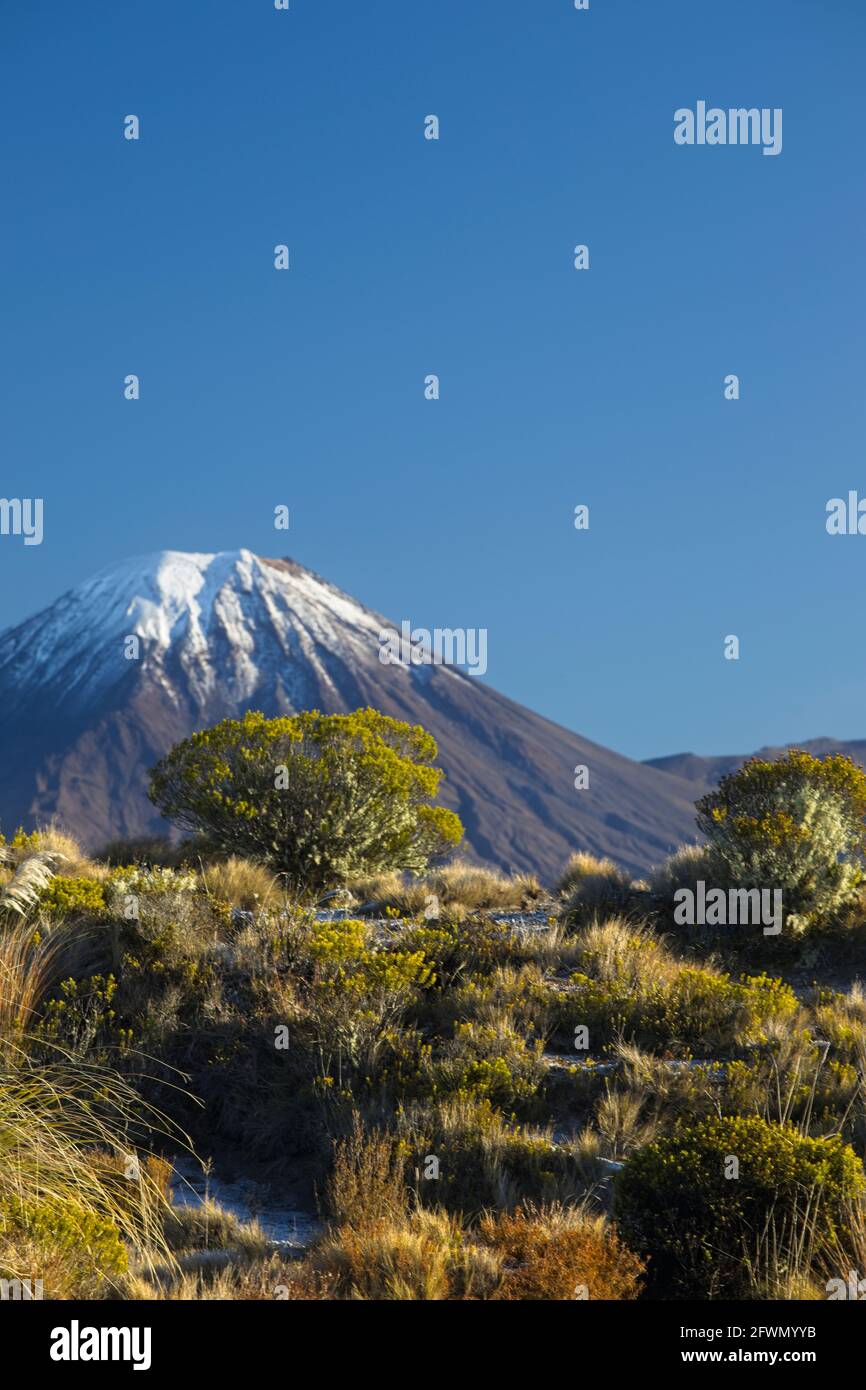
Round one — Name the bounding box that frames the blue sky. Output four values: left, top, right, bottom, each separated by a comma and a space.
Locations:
1, 0, 864, 761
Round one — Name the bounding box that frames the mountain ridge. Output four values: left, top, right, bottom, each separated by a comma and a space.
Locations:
644, 740, 866, 796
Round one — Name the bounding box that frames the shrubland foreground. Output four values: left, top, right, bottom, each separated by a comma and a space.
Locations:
2, 714, 866, 1300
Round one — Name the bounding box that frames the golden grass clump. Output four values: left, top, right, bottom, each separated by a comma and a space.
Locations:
647, 843, 714, 902
479, 1203, 645, 1300
200, 856, 281, 911
556, 853, 636, 926
310, 1207, 495, 1300
0, 916, 182, 1297
347, 859, 544, 915
324, 1115, 407, 1229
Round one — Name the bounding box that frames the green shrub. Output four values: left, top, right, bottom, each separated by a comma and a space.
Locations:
0, 1195, 128, 1298
444, 964, 553, 1040
554, 919, 798, 1053
37, 974, 130, 1055
402, 916, 520, 984
38, 875, 106, 916
40, 883, 226, 1059
300, 919, 435, 1079
696, 750, 866, 933
149, 708, 463, 892
615, 1114, 865, 1297
562, 965, 742, 1051
305, 919, 434, 1001
426, 1019, 547, 1113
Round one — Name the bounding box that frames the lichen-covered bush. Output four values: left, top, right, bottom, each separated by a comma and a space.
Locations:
615, 1114, 865, 1297
696, 750, 866, 933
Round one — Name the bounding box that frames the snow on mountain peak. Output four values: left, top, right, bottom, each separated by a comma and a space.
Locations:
0, 549, 388, 711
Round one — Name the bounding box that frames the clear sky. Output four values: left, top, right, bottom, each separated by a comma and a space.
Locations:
1, 0, 864, 761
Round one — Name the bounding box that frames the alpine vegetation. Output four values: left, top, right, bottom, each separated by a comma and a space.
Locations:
3, 733, 866, 1304
695, 750, 866, 933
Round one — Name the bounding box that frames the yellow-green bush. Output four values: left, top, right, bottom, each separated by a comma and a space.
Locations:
39, 875, 107, 916
148, 708, 463, 892
0, 1195, 128, 1298
615, 1114, 865, 1297
556, 920, 798, 1052
444, 964, 553, 1039
402, 915, 523, 985
37, 974, 132, 1055
298, 920, 435, 1082
305, 919, 434, 999
426, 1019, 547, 1112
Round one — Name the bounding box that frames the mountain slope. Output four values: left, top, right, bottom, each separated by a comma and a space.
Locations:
0, 550, 703, 880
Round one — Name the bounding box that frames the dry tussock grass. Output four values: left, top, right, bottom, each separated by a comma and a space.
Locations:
348, 859, 544, 914
200, 856, 281, 911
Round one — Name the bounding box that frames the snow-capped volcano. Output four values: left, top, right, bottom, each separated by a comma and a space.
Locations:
0, 549, 391, 715
0, 550, 702, 879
